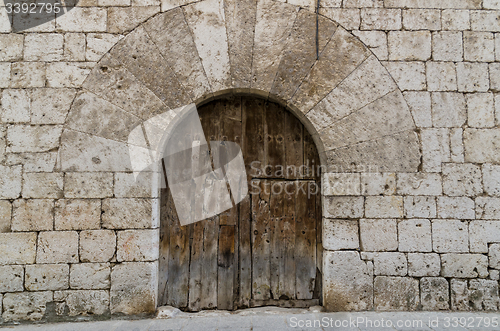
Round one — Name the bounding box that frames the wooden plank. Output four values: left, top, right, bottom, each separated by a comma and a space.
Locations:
238, 195, 252, 308
218, 225, 236, 310
269, 181, 283, 300
303, 130, 320, 180
200, 215, 219, 309
158, 181, 171, 306
264, 102, 285, 178
188, 221, 204, 311
284, 110, 303, 179
249, 299, 320, 308
242, 97, 265, 178
281, 181, 296, 300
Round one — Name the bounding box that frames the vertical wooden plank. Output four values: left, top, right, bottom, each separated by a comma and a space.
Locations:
303, 130, 320, 180
269, 181, 283, 300
200, 215, 219, 309
281, 181, 296, 299
264, 102, 285, 178
238, 194, 252, 307
242, 97, 265, 178
188, 221, 204, 311
158, 179, 171, 306
218, 225, 235, 310
284, 111, 303, 179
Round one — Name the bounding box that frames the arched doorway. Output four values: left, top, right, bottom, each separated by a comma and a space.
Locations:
158, 95, 322, 311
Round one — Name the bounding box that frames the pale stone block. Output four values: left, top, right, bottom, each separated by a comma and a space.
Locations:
323, 219, 359, 250
491, 64, 500, 92
10, 62, 46, 88
496, 33, 500, 61
464, 129, 500, 163
464, 32, 495, 62
442, 163, 483, 197
24, 33, 64, 61
431, 92, 466, 128
0, 200, 11, 233
450, 128, 465, 163
55, 290, 110, 317
360, 173, 396, 195
323, 173, 360, 196
12, 199, 54, 232
441, 10, 470, 30
469, 279, 500, 311
374, 252, 407, 276
56, 7, 107, 32
0, 62, 11, 88
117, 229, 159, 262
426, 62, 457, 92
451, 279, 470, 311
0, 232, 37, 264
374, 276, 419, 311
384, 0, 481, 9
407, 253, 440, 277
483, 164, 500, 197
0, 34, 23, 61
476, 197, 500, 220
0, 265, 24, 292
64, 33, 86, 62
403, 92, 432, 127
320, 8, 360, 30
31, 88, 77, 124
404, 196, 437, 219
432, 31, 463, 62
396, 173, 442, 196
361, 9, 401, 30
5, 152, 58, 173
398, 219, 432, 252
491, 270, 500, 280
442, 254, 489, 278
46, 62, 94, 88
110, 262, 158, 314
99, 0, 131, 4
80, 230, 117, 263
403, 9, 440, 30
432, 220, 469, 253
365, 196, 403, 219
359, 219, 398, 251
471, 10, 500, 32
420, 277, 449, 310
86, 33, 123, 62
437, 197, 475, 219
133, 0, 161, 5
108, 6, 160, 34
103, 198, 157, 229
23, 172, 64, 199
388, 31, 431, 61
383, 62, 426, 91
323, 251, 373, 311
484, 0, 500, 8
6, 125, 63, 153
323, 197, 364, 218
496, 94, 500, 125
457, 62, 489, 92
470, 221, 500, 253
2, 292, 53, 322
351, 30, 388, 60
70, 263, 110, 290
37, 231, 79, 263
115, 172, 156, 198
1, 89, 30, 123
55, 199, 101, 231
25, 264, 69, 291
64, 172, 113, 198
0, 164, 22, 199
467, 93, 495, 128
490, 244, 500, 269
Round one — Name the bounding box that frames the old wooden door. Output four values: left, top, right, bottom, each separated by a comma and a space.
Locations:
159, 96, 322, 311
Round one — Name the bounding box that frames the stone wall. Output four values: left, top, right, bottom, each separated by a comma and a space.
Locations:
0, 0, 499, 323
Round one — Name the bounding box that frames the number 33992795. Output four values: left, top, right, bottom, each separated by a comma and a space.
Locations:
5, 2, 62, 14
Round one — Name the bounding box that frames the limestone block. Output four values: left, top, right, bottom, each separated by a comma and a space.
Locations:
361, 8, 401, 30
0, 232, 37, 264
55, 199, 101, 231
54, 290, 110, 316
6, 125, 62, 153
31, 88, 77, 124
467, 93, 495, 128
491, 64, 500, 92
1, 89, 30, 123
464, 129, 500, 163
110, 262, 158, 314
365, 196, 403, 218
396, 173, 442, 196
359, 219, 397, 252
403, 91, 432, 128
321, 8, 361, 31
0, 200, 11, 233
404, 196, 437, 219
383, 61, 426, 91
23, 173, 64, 199
351, 30, 388, 60
442, 254, 488, 278
469, 279, 500, 311
12, 199, 54, 232
360, 173, 396, 196
323, 197, 364, 219
2, 292, 53, 322
86, 33, 123, 62
476, 197, 500, 220
426, 62, 457, 92
0, 165, 22, 199
0, 62, 10, 88
491, 270, 500, 280
450, 128, 465, 163
464, 32, 495, 62
384, 0, 481, 9
484, 0, 500, 8
323, 219, 359, 250
70, 263, 110, 290
56, 7, 107, 32
431, 92, 466, 128
432, 220, 469, 253
64, 172, 113, 198
374, 252, 407, 276
37, 231, 79, 263
483, 164, 500, 197
323, 173, 360, 196
323, 251, 373, 311
432, 31, 463, 62
388, 31, 431, 61
103, 198, 156, 229
374, 277, 419, 311
442, 163, 482, 197
80, 230, 117, 263
10, 62, 46, 88
470, 221, 500, 253
420, 277, 449, 310
471, 11, 500, 32
46, 62, 94, 88
442, 10, 470, 31
24, 33, 64, 61
0, 265, 24, 292
108, 6, 160, 34
25, 264, 69, 291
490, 244, 500, 269
450, 279, 469, 310
398, 219, 432, 252
496, 33, 500, 61
5, 152, 58, 173
117, 229, 159, 262
457, 63, 489, 93
0, 34, 23, 61
407, 253, 440, 277
115, 172, 156, 198
437, 197, 475, 219
403, 9, 441, 31
64, 33, 86, 62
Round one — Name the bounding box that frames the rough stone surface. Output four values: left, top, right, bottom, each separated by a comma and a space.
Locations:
432, 220, 469, 253
102, 198, 156, 229
37, 231, 79, 264
464, 129, 500, 163
442, 163, 483, 196
323, 173, 361, 196
398, 219, 432, 252
54, 290, 110, 317
470, 221, 500, 253
360, 173, 396, 196
55, 199, 101, 231
421, 129, 450, 172
12, 199, 54, 232
407, 253, 440, 277
490, 244, 500, 269
374, 252, 407, 276
404, 196, 437, 219
365, 196, 403, 218
0, 265, 24, 292
431, 92, 466, 128
323, 197, 364, 219
64, 172, 114, 198
420, 277, 450, 310
116, 229, 159, 262
0, 232, 37, 265
0, 200, 11, 233
25, 264, 69, 291
79, 230, 117, 263
22, 173, 64, 199
70, 263, 110, 290
374, 277, 419, 311
476, 197, 500, 219
359, 219, 398, 252
441, 254, 489, 278
437, 197, 475, 219
396, 173, 442, 196
2, 292, 53, 322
